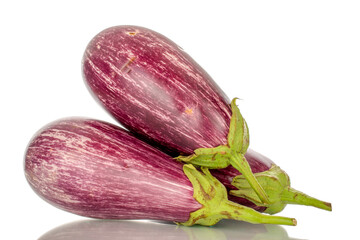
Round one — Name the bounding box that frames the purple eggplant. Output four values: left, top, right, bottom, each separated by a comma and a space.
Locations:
81, 26, 332, 214
24, 118, 296, 226
82, 25, 269, 204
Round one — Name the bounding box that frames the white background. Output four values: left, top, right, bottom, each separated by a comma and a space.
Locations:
1, 0, 359, 239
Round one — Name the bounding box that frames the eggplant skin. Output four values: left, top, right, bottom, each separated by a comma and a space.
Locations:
82, 25, 232, 156
24, 118, 201, 222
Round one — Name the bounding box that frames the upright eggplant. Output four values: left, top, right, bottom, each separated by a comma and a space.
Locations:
82, 25, 269, 204
24, 118, 296, 226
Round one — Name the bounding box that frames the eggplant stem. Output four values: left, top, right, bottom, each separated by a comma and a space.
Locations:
221, 200, 297, 226
230, 152, 270, 204
281, 187, 332, 211
231, 164, 332, 214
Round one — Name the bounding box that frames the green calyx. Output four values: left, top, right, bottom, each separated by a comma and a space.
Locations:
176, 98, 270, 204
178, 164, 296, 227
230, 165, 332, 214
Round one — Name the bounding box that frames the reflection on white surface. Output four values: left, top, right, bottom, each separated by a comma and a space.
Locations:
38, 219, 305, 240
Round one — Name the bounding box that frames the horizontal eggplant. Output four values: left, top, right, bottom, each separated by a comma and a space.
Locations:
24, 118, 296, 226
82, 25, 269, 204
25, 118, 198, 222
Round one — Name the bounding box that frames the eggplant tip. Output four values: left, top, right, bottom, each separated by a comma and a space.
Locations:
326, 202, 332, 211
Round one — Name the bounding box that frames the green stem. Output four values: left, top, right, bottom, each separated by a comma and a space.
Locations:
230, 152, 270, 204
181, 199, 296, 227
230, 165, 332, 214
221, 200, 297, 226
281, 187, 332, 211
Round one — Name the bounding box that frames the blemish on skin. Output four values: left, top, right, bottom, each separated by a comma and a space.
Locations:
192, 213, 206, 224
120, 56, 137, 73
127, 32, 137, 36
220, 211, 232, 219
185, 108, 193, 115
197, 179, 211, 201
96, 44, 101, 50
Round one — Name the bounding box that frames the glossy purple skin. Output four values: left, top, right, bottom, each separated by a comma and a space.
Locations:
213, 149, 273, 212
24, 118, 201, 222
82, 25, 231, 156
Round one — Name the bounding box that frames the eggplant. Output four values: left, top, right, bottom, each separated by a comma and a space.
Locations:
81, 25, 332, 214
82, 25, 269, 204
24, 118, 296, 226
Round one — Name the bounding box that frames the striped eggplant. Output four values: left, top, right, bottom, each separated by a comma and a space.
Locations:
24, 118, 296, 226
82, 25, 269, 204
81, 25, 332, 214
213, 150, 332, 214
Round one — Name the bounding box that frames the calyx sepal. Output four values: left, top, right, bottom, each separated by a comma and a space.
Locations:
175, 145, 231, 169
230, 165, 332, 214
178, 164, 296, 226
228, 98, 249, 154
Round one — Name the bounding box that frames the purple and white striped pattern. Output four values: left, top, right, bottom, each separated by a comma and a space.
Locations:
24, 118, 201, 222
82, 25, 232, 156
